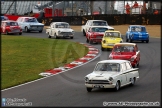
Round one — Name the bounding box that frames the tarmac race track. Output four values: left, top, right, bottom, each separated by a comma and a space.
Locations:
2, 29, 161, 107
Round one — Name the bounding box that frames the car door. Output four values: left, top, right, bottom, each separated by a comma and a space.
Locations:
125, 61, 133, 83
119, 63, 127, 86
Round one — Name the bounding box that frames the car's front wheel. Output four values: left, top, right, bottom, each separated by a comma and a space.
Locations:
114, 81, 120, 91
86, 88, 92, 92
5, 30, 9, 35
54, 33, 58, 39
89, 39, 93, 44
86, 38, 89, 43
70, 37, 73, 39
48, 33, 51, 38
25, 27, 30, 32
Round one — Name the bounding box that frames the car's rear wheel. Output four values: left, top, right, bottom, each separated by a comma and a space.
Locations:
101, 45, 105, 51
129, 39, 132, 43
146, 40, 149, 43
126, 36, 128, 42
114, 81, 120, 91
130, 77, 136, 86
83, 30, 86, 36
19, 32, 22, 35
39, 30, 42, 33
86, 88, 92, 92
70, 37, 73, 39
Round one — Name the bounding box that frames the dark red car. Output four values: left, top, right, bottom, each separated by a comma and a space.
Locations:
108, 43, 140, 68
1, 20, 22, 35
86, 26, 108, 44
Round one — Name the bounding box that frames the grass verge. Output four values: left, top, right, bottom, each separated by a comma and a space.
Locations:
1, 35, 88, 89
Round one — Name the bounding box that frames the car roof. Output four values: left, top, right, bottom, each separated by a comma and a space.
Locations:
98, 60, 129, 64
129, 25, 145, 27
114, 43, 136, 46
90, 26, 109, 28
88, 20, 107, 22
2, 20, 17, 22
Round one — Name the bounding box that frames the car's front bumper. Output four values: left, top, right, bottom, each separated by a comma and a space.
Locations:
102, 43, 114, 49
29, 26, 44, 31
90, 38, 102, 42
85, 83, 116, 88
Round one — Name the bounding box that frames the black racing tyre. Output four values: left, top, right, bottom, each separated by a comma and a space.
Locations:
114, 81, 120, 91
83, 30, 86, 36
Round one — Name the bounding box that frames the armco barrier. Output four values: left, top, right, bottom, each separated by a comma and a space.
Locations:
40, 14, 161, 26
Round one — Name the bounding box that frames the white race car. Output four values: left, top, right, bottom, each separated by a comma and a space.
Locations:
46, 22, 74, 39
17, 17, 44, 33
84, 60, 139, 92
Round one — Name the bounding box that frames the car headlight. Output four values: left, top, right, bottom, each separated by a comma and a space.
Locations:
109, 56, 113, 59
85, 77, 89, 82
58, 31, 61, 34
103, 40, 106, 43
72, 31, 75, 34
109, 77, 113, 81
130, 56, 136, 61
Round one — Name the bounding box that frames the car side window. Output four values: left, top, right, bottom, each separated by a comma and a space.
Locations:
125, 62, 132, 70
121, 63, 127, 72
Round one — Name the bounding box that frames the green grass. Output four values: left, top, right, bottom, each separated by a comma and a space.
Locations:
1, 35, 89, 89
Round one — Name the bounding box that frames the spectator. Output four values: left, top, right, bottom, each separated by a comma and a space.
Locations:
132, 1, 139, 8
125, 3, 130, 14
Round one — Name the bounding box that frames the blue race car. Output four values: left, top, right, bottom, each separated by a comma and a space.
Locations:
126, 25, 149, 43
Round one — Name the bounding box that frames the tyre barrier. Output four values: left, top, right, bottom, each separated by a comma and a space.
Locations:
39, 43, 99, 77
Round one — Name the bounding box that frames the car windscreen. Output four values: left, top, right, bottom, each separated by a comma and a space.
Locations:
131, 26, 146, 32
92, 21, 108, 26
105, 32, 120, 38
6, 22, 18, 26
91, 27, 108, 32
25, 18, 38, 22
56, 23, 69, 28
94, 63, 120, 72
113, 45, 135, 52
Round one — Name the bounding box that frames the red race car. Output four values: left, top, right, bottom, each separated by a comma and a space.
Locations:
86, 26, 109, 44
108, 43, 140, 68
1, 20, 22, 35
